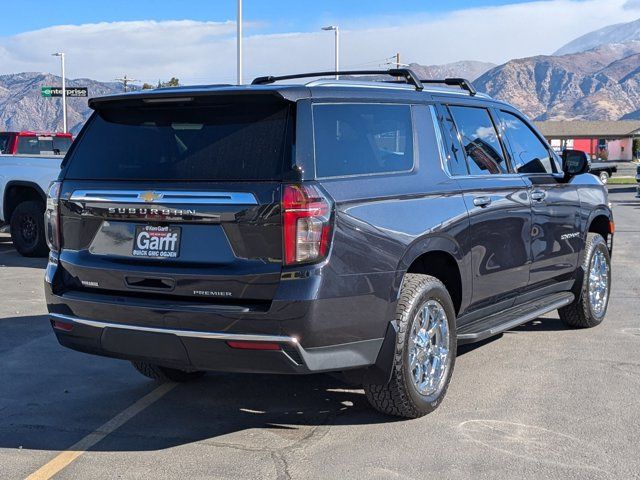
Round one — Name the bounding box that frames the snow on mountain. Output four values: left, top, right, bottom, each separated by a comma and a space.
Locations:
554, 18, 640, 55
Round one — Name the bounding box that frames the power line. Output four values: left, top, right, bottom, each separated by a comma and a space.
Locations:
114, 75, 140, 92
344, 55, 397, 69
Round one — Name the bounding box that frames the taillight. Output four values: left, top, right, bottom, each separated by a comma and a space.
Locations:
282, 184, 332, 265
45, 181, 61, 252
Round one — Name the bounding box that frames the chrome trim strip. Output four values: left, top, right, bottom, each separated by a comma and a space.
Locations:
51, 313, 298, 344
69, 190, 258, 205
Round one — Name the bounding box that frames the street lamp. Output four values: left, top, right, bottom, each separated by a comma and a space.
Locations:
321, 26, 339, 80
237, 0, 243, 85
52, 52, 67, 133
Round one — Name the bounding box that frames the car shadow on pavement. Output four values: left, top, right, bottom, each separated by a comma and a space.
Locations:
0, 314, 402, 455
456, 335, 502, 356
0, 313, 574, 454
0, 249, 48, 269
507, 316, 569, 332
3, 372, 397, 454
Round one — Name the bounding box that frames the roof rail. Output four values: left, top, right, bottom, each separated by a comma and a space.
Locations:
420, 78, 477, 96
252, 69, 424, 91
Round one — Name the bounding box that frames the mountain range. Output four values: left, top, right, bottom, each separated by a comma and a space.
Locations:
475, 41, 640, 121
2, 18, 640, 132
0, 73, 121, 133
554, 18, 640, 55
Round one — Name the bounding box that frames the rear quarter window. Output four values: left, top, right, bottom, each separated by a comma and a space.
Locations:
313, 103, 414, 178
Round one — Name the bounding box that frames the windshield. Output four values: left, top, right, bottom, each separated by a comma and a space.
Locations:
64, 99, 292, 181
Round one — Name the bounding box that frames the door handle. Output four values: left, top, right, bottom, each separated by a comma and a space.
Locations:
473, 196, 492, 207
531, 190, 546, 202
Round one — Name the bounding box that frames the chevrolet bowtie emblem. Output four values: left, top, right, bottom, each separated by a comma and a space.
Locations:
138, 191, 163, 203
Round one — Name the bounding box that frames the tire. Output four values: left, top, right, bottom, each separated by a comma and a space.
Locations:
364, 274, 457, 418
559, 233, 611, 328
131, 361, 206, 382
598, 171, 609, 184
10, 200, 48, 257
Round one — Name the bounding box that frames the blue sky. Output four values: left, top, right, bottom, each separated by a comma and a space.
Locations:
0, 0, 635, 83
7, 0, 545, 35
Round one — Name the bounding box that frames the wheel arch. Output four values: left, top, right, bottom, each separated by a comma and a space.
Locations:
586, 209, 613, 252
396, 235, 468, 316
3, 181, 46, 223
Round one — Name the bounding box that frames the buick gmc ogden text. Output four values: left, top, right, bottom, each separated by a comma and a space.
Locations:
44, 70, 613, 418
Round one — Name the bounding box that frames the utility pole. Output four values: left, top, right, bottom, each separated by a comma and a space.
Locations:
321, 26, 340, 79
396, 53, 400, 70
51, 53, 66, 133
237, 0, 243, 85
115, 75, 139, 92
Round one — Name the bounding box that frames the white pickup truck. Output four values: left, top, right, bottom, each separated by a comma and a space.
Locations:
0, 154, 62, 256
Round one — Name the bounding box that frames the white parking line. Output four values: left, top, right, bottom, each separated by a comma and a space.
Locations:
25, 382, 178, 480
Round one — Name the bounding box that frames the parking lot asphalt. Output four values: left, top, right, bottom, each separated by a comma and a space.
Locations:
1, 185, 639, 480
610, 161, 637, 178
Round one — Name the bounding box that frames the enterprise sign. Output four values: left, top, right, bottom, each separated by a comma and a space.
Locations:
41, 87, 88, 97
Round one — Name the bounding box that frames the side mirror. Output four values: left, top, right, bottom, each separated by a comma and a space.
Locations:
562, 149, 589, 178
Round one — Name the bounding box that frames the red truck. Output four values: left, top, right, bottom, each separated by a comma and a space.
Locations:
0, 131, 73, 156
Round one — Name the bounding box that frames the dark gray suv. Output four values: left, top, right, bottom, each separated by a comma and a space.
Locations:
44, 69, 613, 418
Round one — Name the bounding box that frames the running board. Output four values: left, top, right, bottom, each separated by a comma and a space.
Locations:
457, 292, 575, 345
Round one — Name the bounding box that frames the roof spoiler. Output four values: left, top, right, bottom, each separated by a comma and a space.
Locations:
88, 88, 301, 109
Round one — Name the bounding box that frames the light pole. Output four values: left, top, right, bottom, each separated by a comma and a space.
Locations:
321, 26, 339, 79
52, 52, 66, 133
237, 0, 243, 85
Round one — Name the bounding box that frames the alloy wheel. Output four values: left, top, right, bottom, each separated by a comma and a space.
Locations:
408, 300, 451, 397
588, 249, 609, 317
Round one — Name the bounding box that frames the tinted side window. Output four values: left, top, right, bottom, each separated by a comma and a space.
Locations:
500, 111, 555, 174
313, 104, 414, 178
448, 105, 508, 175
435, 105, 468, 176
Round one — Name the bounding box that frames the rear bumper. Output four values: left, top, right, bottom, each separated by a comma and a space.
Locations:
49, 312, 383, 374
45, 254, 397, 374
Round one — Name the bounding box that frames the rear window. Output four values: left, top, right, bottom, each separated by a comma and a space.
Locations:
65, 100, 292, 181
313, 103, 414, 178
0, 133, 10, 154
16, 136, 71, 155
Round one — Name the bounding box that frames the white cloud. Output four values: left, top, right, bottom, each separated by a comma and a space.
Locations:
623, 0, 640, 9
0, 0, 632, 84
